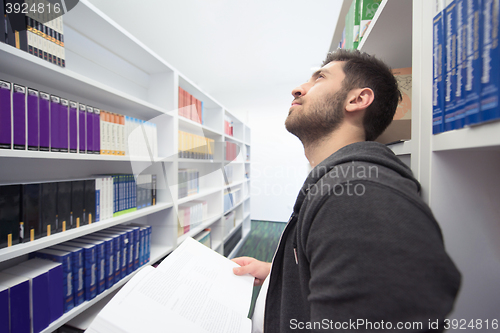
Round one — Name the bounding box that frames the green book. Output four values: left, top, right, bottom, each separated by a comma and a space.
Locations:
359, 0, 382, 43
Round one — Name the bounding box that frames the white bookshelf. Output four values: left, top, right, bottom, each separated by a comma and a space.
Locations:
332, 0, 500, 325
0, 0, 251, 331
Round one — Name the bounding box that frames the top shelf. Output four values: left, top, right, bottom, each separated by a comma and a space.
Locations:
330, 0, 412, 69
0, 44, 171, 120
358, 0, 412, 69
65, 0, 174, 75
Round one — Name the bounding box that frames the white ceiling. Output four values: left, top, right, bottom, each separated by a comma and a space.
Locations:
86, 0, 343, 119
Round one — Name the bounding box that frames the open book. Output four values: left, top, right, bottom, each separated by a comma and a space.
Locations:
85, 237, 254, 333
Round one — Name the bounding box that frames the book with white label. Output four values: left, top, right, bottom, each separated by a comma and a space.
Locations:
85, 237, 254, 333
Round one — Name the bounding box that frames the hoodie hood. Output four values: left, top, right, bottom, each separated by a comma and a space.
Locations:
293, 141, 420, 214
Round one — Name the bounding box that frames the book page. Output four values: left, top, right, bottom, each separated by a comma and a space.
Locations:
86, 238, 254, 333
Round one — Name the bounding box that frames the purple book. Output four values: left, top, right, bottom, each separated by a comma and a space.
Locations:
27, 89, 39, 151
79, 104, 86, 153
50, 95, 60, 152
59, 99, 69, 153
69, 101, 78, 153
13, 84, 26, 150
93, 107, 101, 154
0, 80, 12, 149
39, 92, 50, 151
86, 106, 94, 154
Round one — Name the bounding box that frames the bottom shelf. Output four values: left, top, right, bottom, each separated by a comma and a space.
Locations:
227, 231, 251, 259
40, 244, 174, 333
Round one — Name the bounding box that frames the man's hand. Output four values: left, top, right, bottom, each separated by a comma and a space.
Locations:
232, 257, 272, 286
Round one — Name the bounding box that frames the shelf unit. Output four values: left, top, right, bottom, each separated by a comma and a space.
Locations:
332, 0, 500, 323
0, 0, 251, 331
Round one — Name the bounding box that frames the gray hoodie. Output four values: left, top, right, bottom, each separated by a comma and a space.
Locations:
264, 141, 461, 332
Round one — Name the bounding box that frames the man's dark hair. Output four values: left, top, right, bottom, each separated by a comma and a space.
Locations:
323, 49, 402, 141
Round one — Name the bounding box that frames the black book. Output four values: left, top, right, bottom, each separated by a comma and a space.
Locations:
40, 182, 57, 237
0, 184, 21, 248
84, 179, 96, 225
22, 183, 41, 242
151, 174, 157, 206
57, 181, 71, 232
71, 180, 85, 229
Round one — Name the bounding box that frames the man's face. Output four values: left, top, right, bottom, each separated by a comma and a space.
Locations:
285, 61, 349, 144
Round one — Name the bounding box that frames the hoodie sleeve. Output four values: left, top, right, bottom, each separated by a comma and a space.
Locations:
302, 180, 461, 332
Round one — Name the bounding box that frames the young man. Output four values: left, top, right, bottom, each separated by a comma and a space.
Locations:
233, 49, 461, 332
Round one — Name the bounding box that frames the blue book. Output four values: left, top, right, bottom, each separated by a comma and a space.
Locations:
480, 0, 499, 123
453, 0, 467, 129
32, 248, 74, 313
465, 0, 482, 125
0, 284, 8, 333
108, 226, 135, 274
49, 245, 85, 307
92, 231, 122, 282
63, 241, 97, 301
95, 230, 127, 280
71, 238, 106, 294
20, 258, 64, 323
444, 0, 457, 131
3, 265, 50, 333
80, 235, 115, 289
111, 226, 140, 271
0, 272, 30, 333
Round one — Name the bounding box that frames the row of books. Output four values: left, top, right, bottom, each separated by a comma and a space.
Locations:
178, 168, 199, 199
178, 87, 204, 124
224, 165, 234, 184
0, 174, 157, 249
194, 229, 212, 249
432, 0, 500, 134
225, 141, 239, 161
340, 0, 382, 50
0, 79, 159, 156
224, 115, 233, 136
178, 130, 214, 160
1, 1, 66, 67
177, 200, 208, 237
222, 211, 236, 238
0, 225, 151, 333
224, 188, 241, 213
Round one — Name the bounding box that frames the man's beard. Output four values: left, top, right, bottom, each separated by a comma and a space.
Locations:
285, 88, 348, 147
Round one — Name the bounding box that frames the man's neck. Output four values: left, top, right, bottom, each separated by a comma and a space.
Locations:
304, 125, 364, 168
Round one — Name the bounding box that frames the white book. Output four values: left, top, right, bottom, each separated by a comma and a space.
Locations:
86, 237, 253, 333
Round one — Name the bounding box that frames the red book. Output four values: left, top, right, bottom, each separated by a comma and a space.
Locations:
196, 99, 202, 124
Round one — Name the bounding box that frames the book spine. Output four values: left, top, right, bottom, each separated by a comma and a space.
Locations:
86, 106, 94, 154
12, 84, 26, 150
454, 0, 468, 129
59, 99, 69, 152
94, 108, 101, 155
69, 101, 78, 153
49, 95, 61, 152
480, 0, 499, 122
445, 0, 458, 131
26, 88, 39, 151
0, 80, 12, 149
465, 0, 482, 125
78, 104, 86, 153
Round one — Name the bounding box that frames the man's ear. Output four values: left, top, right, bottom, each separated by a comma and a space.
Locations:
345, 88, 374, 113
